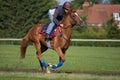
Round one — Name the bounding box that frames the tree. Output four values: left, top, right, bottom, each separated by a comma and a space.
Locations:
0, 0, 58, 38
110, 0, 120, 4
106, 18, 120, 39
71, 0, 99, 9
107, 24, 120, 39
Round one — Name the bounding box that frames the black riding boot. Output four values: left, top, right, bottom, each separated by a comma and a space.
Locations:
45, 33, 50, 41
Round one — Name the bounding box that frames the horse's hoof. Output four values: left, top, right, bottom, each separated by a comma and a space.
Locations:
46, 67, 51, 74
48, 63, 52, 67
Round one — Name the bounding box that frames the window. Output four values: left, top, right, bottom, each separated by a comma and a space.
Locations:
113, 12, 120, 21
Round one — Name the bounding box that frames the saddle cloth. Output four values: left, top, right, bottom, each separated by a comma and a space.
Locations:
39, 23, 60, 38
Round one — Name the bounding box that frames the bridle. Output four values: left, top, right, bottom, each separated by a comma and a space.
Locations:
59, 11, 82, 41
60, 11, 80, 29
60, 25, 72, 29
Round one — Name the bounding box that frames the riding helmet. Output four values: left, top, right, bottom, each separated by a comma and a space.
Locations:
63, 1, 71, 10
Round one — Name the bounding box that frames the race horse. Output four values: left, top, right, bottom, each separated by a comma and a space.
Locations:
20, 10, 84, 73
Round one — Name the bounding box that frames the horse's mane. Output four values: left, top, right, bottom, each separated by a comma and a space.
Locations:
61, 10, 73, 23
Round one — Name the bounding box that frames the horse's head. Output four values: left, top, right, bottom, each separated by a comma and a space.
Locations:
68, 10, 84, 27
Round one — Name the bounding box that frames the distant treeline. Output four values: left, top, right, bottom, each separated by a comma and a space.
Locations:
0, 0, 58, 38
0, 0, 120, 38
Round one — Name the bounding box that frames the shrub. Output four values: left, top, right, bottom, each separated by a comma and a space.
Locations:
72, 26, 107, 39
106, 24, 120, 39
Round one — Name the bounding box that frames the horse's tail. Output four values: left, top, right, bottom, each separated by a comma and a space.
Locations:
20, 35, 29, 59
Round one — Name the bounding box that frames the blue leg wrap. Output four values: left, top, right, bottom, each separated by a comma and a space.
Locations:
51, 60, 64, 69
39, 60, 47, 69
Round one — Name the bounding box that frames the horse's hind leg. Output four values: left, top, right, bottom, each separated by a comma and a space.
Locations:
34, 41, 50, 73
40, 44, 51, 73
33, 41, 42, 59
33, 42, 46, 69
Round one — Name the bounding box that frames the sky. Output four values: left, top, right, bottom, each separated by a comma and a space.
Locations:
57, 0, 73, 5
102, 0, 110, 4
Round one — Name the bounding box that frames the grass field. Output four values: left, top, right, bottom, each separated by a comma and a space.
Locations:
0, 45, 120, 80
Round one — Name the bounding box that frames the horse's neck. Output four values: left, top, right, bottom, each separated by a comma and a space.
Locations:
62, 23, 73, 40
61, 14, 74, 40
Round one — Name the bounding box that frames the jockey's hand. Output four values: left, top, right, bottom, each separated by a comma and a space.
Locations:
60, 24, 64, 27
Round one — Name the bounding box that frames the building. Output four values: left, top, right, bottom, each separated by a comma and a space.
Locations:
82, 2, 120, 27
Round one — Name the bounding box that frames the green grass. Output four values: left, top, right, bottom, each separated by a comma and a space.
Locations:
0, 45, 120, 72
0, 71, 120, 80
0, 45, 120, 80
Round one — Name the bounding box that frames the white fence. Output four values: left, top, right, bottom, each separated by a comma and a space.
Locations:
0, 38, 120, 46
71, 39, 120, 42
0, 38, 22, 41
0, 38, 120, 42
70, 39, 120, 46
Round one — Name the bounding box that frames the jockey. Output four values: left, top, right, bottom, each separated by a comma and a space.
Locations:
45, 1, 72, 40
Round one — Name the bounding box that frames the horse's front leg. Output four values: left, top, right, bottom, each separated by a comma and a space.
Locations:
34, 41, 50, 73
49, 48, 65, 69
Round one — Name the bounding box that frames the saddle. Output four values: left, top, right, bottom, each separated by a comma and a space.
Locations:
39, 23, 61, 38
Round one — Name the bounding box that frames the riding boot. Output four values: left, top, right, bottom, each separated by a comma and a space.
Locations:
45, 33, 50, 41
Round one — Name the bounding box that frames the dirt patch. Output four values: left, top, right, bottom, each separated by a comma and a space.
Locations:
0, 68, 120, 76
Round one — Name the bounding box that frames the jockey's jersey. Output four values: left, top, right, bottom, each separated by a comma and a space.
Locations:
53, 5, 66, 25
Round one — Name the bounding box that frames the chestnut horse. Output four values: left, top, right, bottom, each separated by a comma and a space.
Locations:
20, 10, 84, 73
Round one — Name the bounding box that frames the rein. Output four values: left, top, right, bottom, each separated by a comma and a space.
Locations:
59, 25, 72, 41
59, 11, 77, 41
60, 11, 76, 29
60, 24, 72, 29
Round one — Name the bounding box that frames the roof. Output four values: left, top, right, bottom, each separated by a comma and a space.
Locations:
84, 4, 120, 24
